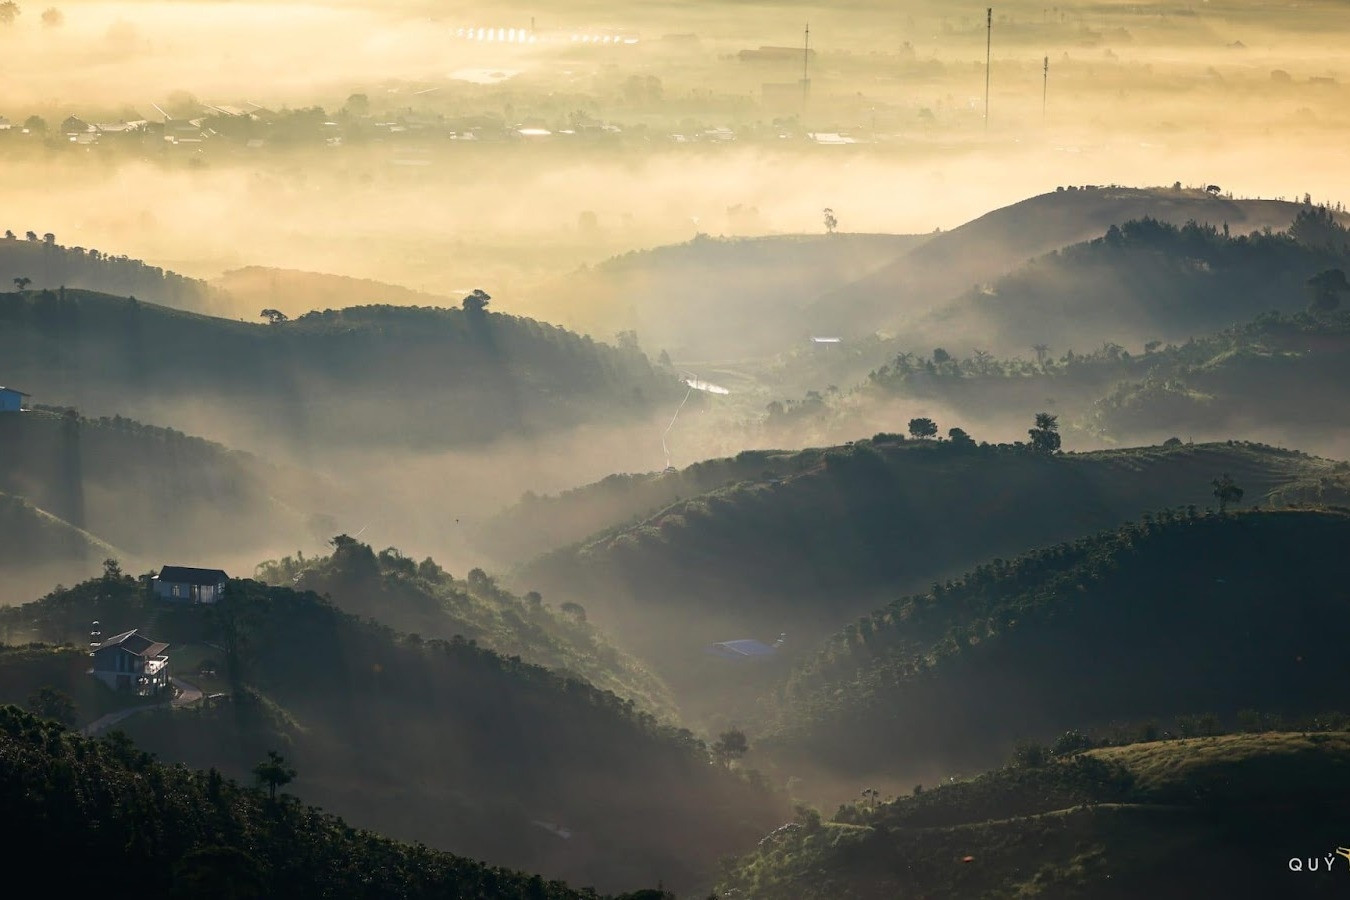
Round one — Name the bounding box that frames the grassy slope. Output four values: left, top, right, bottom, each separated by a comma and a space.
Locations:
0, 575, 785, 894
718, 733, 1350, 899
516, 440, 1350, 666
762, 508, 1350, 777
0, 706, 667, 900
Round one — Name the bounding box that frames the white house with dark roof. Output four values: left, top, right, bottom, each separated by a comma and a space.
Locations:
91, 629, 170, 694
153, 566, 228, 604
0, 387, 29, 412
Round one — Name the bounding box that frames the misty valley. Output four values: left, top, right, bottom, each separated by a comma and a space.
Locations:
4, 1, 1350, 898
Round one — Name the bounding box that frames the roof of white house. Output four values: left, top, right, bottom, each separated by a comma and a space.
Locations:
95, 629, 169, 658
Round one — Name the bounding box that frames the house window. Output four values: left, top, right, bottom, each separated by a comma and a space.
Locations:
172, 584, 182, 598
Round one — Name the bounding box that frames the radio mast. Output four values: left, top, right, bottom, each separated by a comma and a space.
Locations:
984, 9, 992, 130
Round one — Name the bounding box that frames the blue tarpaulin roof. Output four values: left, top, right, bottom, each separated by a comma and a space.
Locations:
708, 639, 778, 659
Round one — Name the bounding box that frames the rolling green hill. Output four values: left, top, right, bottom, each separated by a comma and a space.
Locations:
212, 266, 455, 321
1090, 310, 1350, 448
912, 208, 1350, 358
255, 537, 675, 717
0, 407, 340, 580
0, 706, 670, 900
770, 308, 1350, 456
807, 187, 1322, 345
0, 233, 220, 312
717, 732, 1350, 899
0, 288, 681, 458
760, 508, 1350, 780
474, 448, 830, 566
0, 573, 786, 894
535, 233, 926, 360
515, 439, 1350, 720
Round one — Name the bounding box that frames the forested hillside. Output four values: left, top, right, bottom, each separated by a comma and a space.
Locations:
761, 509, 1350, 777
0, 573, 785, 894
0, 289, 681, 457
0, 707, 671, 900
719, 732, 1350, 899
807, 187, 1318, 342
0, 233, 219, 312
1091, 310, 1350, 448
517, 439, 1350, 714
914, 207, 1350, 356
255, 537, 674, 716
769, 308, 1350, 455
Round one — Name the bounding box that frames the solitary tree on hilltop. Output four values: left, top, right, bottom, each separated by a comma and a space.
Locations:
823, 207, 838, 234
908, 417, 938, 440
253, 750, 297, 801
1212, 474, 1244, 514
462, 288, 491, 315
1028, 412, 1062, 454
13, 276, 31, 291
1032, 343, 1050, 366
259, 308, 288, 325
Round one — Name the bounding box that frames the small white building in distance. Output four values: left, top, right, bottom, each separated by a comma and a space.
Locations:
0, 387, 30, 412
153, 566, 229, 604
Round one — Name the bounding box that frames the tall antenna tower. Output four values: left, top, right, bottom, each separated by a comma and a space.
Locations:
1042, 55, 1049, 121
802, 23, 812, 105
984, 8, 992, 131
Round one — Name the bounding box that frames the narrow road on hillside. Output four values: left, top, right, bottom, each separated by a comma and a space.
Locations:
81, 677, 204, 736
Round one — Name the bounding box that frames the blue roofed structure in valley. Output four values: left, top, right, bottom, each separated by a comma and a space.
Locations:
708, 634, 786, 660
